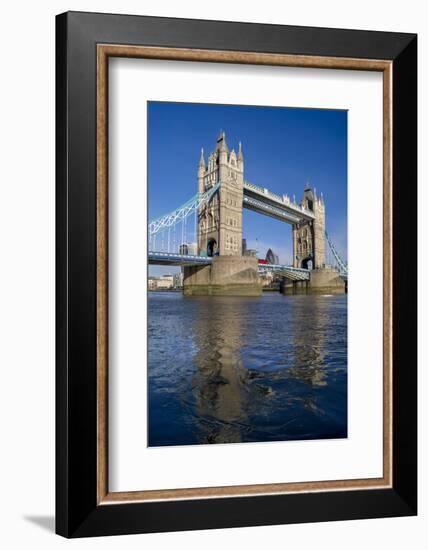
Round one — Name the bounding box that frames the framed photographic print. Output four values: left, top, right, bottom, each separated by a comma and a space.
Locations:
56, 11, 417, 537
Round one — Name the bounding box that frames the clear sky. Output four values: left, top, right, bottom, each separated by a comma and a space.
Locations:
148, 101, 347, 276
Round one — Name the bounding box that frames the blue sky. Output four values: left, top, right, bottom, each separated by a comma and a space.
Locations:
148, 101, 347, 276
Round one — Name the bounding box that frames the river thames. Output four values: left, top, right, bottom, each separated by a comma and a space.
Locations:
148, 292, 347, 446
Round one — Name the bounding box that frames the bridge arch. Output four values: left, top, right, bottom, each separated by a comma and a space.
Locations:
301, 256, 313, 270
207, 238, 217, 257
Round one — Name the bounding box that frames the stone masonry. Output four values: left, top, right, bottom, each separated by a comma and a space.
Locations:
292, 184, 326, 269
197, 132, 244, 257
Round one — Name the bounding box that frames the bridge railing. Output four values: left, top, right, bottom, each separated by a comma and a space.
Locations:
149, 181, 220, 237
259, 263, 310, 274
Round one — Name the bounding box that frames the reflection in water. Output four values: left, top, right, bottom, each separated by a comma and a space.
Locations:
148, 293, 347, 447
288, 296, 329, 387
191, 298, 247, 444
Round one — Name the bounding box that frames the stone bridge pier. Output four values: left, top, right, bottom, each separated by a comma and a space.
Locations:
183, 256, 262, 296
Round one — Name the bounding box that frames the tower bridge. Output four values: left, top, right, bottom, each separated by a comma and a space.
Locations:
148, 132, 347, 295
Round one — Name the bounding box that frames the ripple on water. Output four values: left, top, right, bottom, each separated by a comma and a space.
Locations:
148, 293, 347, 446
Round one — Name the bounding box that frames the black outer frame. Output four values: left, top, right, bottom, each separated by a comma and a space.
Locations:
56, 11, 417, 538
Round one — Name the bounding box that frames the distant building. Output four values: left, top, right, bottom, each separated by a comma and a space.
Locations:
242, 239, 259, 257
180, 242, 198, 256
155, 275, 174, 289
187, 242, 198, 255
179, 243, 189, 255
148, 277, 157, 291
265, 248, 279, 265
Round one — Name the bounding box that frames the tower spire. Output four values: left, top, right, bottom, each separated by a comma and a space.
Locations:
199, 148, 205, 168
216, 130, 228, 152
238, 141, 243, 161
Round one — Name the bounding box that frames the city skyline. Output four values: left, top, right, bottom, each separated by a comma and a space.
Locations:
148, 101, 347, 276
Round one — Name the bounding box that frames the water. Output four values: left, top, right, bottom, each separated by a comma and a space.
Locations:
148, 292, 347, 446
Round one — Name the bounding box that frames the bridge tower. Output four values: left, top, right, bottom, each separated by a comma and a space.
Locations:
292, 184, 325, 269
197, 132, 244, 256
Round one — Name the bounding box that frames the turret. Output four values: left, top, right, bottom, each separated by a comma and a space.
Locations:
217, 131, 229, 182
199, 148, 205, 169
216, 130, 228, 152
197, 148, 205, 193
301, 182, 315, 211
237, 141, 244, 171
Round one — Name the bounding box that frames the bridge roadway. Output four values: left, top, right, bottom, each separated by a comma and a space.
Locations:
148, 252, 311, 280
148, 251, 213, 266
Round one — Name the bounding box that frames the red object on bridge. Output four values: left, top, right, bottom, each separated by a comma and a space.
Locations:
258, 259, 268, 265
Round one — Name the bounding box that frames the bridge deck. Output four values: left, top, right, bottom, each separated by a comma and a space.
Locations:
243, 181, 315, 224
148, 252, 212, 266
149, 253, 312, 281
